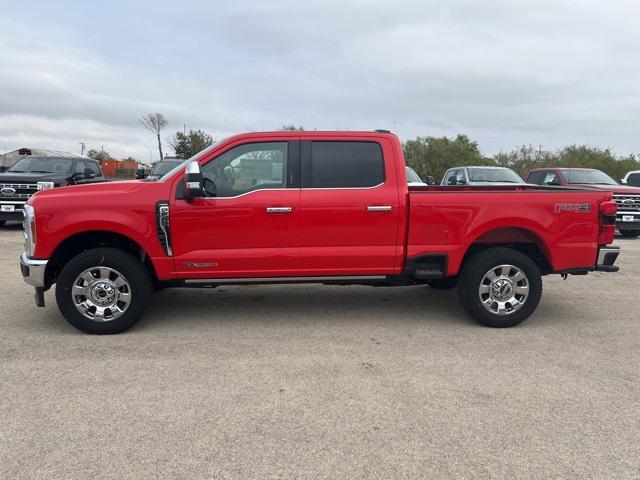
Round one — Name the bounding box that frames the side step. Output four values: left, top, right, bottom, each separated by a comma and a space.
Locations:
414, 266, 444, 280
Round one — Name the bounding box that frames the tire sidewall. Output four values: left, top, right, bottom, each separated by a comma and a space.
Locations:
56, 248, 152, 334
458, 248, 542, 328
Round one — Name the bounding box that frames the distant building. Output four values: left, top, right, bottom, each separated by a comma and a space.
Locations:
101, 159, 138, 178
0, 148, 84, 169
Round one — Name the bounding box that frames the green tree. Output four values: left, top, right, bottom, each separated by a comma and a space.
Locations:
493, 145, 640, 181
86, 149, 113, 164
278, 124, 305, 131
171, 129, 214, 159
403, 135, 494, 182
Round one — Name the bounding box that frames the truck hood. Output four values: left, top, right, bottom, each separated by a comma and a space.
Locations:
570, 183, 640, 194
29, 180, 144, 202
0, 171, 70, 183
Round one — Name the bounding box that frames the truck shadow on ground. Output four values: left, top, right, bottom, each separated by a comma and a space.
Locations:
140, 284, 478, 331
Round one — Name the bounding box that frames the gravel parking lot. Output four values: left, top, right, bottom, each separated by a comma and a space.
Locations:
1, 223, 639, 479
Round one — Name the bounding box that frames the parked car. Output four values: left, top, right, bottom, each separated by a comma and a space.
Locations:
406, 166, 428, 187
0, 156, 105, 226
20, 131, 619, 334
136, 158, 184, 181
441, 166, 526, 186
527, 168, 640, 237
621, 170, 640, 187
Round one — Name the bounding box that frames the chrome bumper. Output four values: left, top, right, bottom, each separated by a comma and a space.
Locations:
20, 252, 48, 288
596, 246, 620, 272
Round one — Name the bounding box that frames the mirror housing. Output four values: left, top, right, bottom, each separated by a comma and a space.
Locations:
425, 175, 436, 185
135, 168, 146, 179
84, 168, 96, 179
183, 160, 204, 201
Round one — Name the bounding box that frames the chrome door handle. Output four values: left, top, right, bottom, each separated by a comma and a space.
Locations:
367, 205, 392, 212
266, 207, 293, 214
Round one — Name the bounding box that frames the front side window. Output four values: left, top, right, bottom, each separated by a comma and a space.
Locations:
306, 141, 384, 188
87, 162, 101, 175
201, 142, 287, 197
542, 172, 560, 185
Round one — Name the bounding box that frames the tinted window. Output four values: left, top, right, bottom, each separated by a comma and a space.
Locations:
86, 162, 101, 175
627, 173, 640, 187
527, 171, 543, 184
202, 142, 287, 197
307, 142, 384, 188
74, 161, 87, 174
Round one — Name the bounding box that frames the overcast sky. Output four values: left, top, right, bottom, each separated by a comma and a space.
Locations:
1, 0, 638, 161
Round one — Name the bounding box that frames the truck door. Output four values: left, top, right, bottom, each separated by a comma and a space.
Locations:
299, 138, 401, 275
170, 140, 301, 278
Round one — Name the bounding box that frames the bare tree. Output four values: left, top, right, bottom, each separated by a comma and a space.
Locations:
140, 113, 169, 161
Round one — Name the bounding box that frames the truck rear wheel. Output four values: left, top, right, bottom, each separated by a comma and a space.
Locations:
457, 247, 542, 328
55, 247, 153, 334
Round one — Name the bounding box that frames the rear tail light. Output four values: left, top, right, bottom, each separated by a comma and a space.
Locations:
599, 200, 617, 245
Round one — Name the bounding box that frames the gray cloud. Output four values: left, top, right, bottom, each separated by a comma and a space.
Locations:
1, 0, 639, 160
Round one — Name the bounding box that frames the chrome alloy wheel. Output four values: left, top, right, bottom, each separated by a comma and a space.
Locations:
478, 264, 530, 316
71, 267, 132, 322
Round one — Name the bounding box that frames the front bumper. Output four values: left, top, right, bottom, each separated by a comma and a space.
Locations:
20, 253, 48, 287
596, 246, 620, 272
0, 201, 26, 221
616, 212, 640, 229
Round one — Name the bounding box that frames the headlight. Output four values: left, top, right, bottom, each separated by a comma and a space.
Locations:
37, 181, 54, 190
23, 204, 36, 257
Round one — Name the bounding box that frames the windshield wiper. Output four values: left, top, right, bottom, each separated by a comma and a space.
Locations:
28, 170, 55, 173
7, 170, 27, 172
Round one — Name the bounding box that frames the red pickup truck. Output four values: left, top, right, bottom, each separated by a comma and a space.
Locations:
20, 131, 620, 334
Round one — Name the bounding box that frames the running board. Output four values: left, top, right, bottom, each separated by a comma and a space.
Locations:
184, 275, 386, 285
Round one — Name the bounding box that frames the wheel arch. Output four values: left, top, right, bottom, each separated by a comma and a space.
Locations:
45, 230, 158, 287
455, 225, 553, 276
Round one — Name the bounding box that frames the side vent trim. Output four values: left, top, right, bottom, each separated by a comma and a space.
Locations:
156, 201, 172, 256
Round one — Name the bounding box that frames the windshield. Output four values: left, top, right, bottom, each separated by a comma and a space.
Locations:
406, 167, 423, 183
468, 168, 524, 183
562, 169, 618, 185
8, 157, 74, 174
150, 160, 182, 176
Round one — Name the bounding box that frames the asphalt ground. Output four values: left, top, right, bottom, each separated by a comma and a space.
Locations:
1, 222, 639, 479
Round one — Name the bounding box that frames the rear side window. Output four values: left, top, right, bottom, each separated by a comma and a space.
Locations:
527, 171, 543, 184
306, 141, 384, 188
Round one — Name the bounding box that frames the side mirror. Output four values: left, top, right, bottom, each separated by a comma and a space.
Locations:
135, 168, 146, 179
425, 176, 435, 185
84, 168, 96, 179
183, 160, 204, 201
447, 177, 457, 186
621, 178, 627, 184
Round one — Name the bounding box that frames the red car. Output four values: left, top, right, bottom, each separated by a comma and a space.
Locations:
20, 131, 619, 333
527, 168, 640, 237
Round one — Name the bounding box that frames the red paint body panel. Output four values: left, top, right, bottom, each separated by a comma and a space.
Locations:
27, 131, 615, 282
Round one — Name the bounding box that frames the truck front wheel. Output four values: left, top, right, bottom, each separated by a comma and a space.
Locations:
457, 247, 542, 328
55, 247, 153, 334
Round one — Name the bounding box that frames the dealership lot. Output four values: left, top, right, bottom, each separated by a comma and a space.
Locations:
1, 224, 639, 479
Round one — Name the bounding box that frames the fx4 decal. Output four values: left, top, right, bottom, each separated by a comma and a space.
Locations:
555, 203, 591, 213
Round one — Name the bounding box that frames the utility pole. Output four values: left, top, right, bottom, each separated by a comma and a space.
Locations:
79, 142, 85, 156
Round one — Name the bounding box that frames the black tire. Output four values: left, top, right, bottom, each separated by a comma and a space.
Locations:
619, 230, 640, 238
457, 247, 542, 328
55, 247, 153, 334
0, 220, 6, 227
427, 277, 457, 289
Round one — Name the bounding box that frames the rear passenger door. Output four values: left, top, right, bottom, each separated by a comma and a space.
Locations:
299, 139, 401, 275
